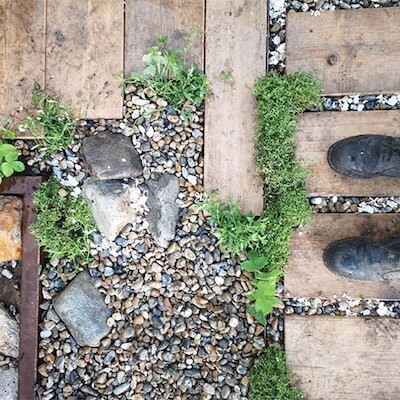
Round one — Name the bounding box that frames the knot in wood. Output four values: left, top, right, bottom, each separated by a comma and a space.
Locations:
327, 53, 338, 66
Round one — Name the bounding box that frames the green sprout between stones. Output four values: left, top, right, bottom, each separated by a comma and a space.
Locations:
123, 34, 208, 118
249, 347, 304, 400
30, 178, 96, 266
0, 126, 25, 185
202, 71, 322, 324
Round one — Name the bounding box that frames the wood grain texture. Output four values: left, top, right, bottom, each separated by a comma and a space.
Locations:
286, 8, 400, 95
46, 0, 124, 119
297, 110, 400, 196
124, 0, 205, 74
0, 0, 45, 119
285, 213, 400, 300
285, 316, 400, 400
204, 0, 266, 215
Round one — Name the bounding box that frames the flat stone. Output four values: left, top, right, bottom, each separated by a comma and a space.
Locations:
82, 178, 146, 241
0, 367, 18, 400
0, 197, 22, 263
53, 272, 112, 347
81, 131, 143, 179
0, 305, 19, 358
145, 173, 180, 248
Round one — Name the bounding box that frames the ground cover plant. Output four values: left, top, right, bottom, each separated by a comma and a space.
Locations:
30, 178, 96, 265
249, 347, 304, 400
0, 128, 25, 185
203, 71, 322, 323
123, 34, 208, 118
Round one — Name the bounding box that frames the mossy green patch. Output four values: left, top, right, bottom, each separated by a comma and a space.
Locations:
249, 347, 304, 400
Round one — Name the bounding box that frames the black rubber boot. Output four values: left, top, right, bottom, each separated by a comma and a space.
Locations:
328, 135, 400, 178
323, 237, 400, 281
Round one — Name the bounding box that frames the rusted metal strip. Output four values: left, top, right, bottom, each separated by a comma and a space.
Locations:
0, 176, 43, 400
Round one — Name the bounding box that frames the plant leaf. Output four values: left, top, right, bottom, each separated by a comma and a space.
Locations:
5, 151, 17, 162
12, 160, 25, 172
1, 162, 14, 177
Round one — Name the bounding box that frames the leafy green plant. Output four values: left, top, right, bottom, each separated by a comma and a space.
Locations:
30, 178, 96, 265
202, 71, 322, 323
249, 347, 304, 400
0, 128, 24, 185
123, 34, 208, 117
20, 84, 75, 156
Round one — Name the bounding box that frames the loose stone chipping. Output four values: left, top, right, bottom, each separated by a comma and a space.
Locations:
0, 304, 19, 359
33, 87, 264, 399
81, 131, 143, 180
0, 367, 18, 400
53, 271, 112, 347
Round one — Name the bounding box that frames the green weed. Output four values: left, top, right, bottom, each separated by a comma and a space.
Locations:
21, 84, 75, 157
0, 127, 25, 185
30, 178, 96, 265
249, 347, 304, 400
202, 71, 322, 323
123, 34, 208, 118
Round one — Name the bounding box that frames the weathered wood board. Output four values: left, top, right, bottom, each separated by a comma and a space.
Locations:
204, 0, 266, 215
46, 0, 124, 119
297, 110, 400, 197
286, 8, 400, 95
0, 0, 45, 119
285, 316, 400, 400
285, 213, 400, 300
125, 0, 205, 74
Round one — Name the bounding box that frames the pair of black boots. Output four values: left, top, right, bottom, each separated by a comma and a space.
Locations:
324, 135, 400, 281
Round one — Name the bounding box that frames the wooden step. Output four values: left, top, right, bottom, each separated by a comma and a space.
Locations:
296, 110, 400, 197
204, 0, 266, 215
285, 315, 400, 400
0, 0, 45, 119
124, 0, 205, 74
286, 8, 400, 96
285, 213, 400, 300
46, 0, 124, 119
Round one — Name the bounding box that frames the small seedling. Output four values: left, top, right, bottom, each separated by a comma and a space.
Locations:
123, 34, 208, 118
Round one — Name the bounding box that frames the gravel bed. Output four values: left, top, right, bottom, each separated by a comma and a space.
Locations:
33, 87, 264, 400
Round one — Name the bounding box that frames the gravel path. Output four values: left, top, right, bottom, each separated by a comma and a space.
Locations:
33, 87, 264, 400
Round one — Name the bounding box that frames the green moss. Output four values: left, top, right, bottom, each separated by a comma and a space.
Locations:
30, 178, 96, 265
249, 347, 304, 400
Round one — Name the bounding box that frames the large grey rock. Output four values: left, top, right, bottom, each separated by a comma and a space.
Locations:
146, 173, 180, 248
53, 272, 112, 347
82, 178, 146, 241
0, 305, 19, 358
0, 367, 18, 400
81, 131, 143, 179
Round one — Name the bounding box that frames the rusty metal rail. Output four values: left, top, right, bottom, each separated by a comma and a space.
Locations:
0, 176, 43, 400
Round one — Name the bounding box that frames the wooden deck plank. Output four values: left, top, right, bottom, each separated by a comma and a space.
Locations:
285, 316, 400, 400
124, 0, 205, 75
46, 0, 124, 119
286, 8, 400, 96
204, 0, 266, 215
0, 0, 45, 119
285, 213, 400, 300
297, 110, 400, 197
